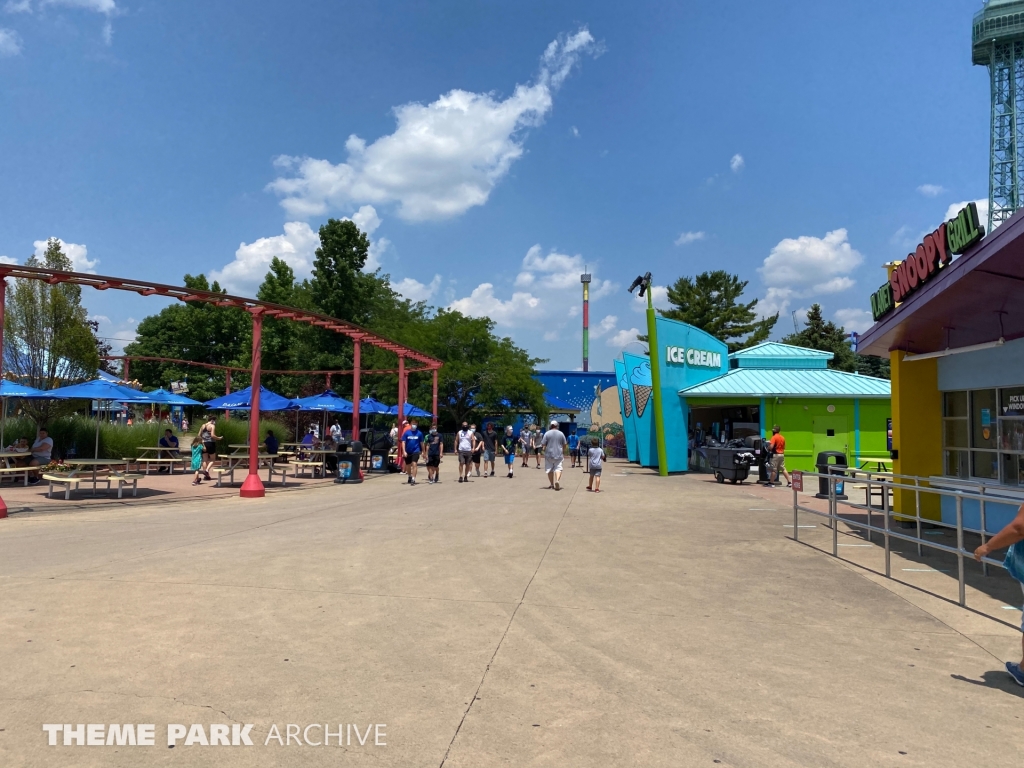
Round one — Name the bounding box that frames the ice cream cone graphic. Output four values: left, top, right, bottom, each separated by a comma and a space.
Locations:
622, 388, 633, 418
634, 384, 653, 418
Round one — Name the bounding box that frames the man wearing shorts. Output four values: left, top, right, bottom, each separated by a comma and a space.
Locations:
540, 420, 567, 490
402, 419, 424, 485
500, 425, 517, 478
568, 430, 579, 468
456, 421, 475, 484
587, 442, 606, 492
532, 425, 544, 469
425, 427, 443, 484
766, 424, 791, 488
481, 423, 499, 477
519, 427, 531, 468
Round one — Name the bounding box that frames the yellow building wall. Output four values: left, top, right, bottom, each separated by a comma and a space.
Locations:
890, 350, 942, 520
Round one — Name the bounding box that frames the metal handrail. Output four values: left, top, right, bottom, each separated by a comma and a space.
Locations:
791, 471, 1015, 609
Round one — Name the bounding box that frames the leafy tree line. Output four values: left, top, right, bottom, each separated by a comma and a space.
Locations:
125, 219, 549, 428
648, 270, 889, 378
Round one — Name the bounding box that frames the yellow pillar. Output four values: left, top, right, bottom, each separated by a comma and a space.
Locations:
890, 350, 942, 520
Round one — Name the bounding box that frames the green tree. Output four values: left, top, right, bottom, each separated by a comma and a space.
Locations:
124, 274, 251, 401
782, 303, 858, 372
658, 270, 778, 352
4, 238, 101, 422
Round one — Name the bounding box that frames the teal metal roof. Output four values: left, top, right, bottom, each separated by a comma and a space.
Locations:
729, 342, 832, 370
678, 367, 890, 399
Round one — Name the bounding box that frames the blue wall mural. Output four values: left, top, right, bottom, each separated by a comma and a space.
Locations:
623, 352, 657, 467
613, 358, 637, 463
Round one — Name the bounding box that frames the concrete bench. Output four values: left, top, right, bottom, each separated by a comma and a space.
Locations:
214, 467, 236, 487
292, 460, 323, 478
43, 473, 110, 500
114, 473, 144, 498
0, 466, 32, 486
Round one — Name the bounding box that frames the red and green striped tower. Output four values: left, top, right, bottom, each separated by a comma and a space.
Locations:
581, 272, 591, 371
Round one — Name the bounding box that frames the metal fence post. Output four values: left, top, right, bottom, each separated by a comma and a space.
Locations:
956, 493, 966, 608
915, 478, 922, 557
793, 483, 799, 542
979, 486, 989, 577
883, 482, 891, 579
831, 472, 838, 557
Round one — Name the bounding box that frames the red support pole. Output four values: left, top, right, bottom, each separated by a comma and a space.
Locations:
432, 368, 438, 427
0, 278, 7, 519
326, 372, 332, 391
240, 311, 265, 498
123, 357, 130, 383
351, 341, 361, 441
396, 356, 405, 464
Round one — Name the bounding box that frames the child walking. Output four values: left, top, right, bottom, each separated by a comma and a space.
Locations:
190, 436, 204, 486
587, 442, 606, 492
501, 425, 517, 478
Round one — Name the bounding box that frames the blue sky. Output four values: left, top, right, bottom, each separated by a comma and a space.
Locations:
0, 0, 994, 371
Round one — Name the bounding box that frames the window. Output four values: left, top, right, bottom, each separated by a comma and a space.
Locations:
942, 387, 1024, 485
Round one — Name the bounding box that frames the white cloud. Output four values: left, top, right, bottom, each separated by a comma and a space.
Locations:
944, 199, 990, 230
0, 27, 21, 55
33, 237, 97, 272
730, 154, 744, 173
674, 230, 705, 246
757, 228, 863, 317
917, 184, 945, 197
0, 255, 17, 265
266, 27, 597, 222
448, 242, 615, 330
394, 274, 441, 303
18, 1, 120, 44
631, 284, 670, 313
591, 314, 617, 338
607, 328, 641, 349
448, 283, 541, 327
543, 330, 559, 341
4, 1, 32, 12
834, 307, 874, 334
211, 205, 387, 295
570, 125, 580, 138
210, 221, 319, 296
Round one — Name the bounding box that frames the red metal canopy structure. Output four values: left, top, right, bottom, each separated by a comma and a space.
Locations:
0, 264, 443, 506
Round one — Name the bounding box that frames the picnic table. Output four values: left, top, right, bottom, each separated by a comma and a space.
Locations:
44, 458, 143, 500
290, 447, 341, 478
216, 452, 287, 487
132, 445, 187, 474
0, 450, 33, 485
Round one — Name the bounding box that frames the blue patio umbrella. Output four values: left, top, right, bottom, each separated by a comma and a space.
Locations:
45, 378, 155, 458
0, 380, 49, 449
143, 388, 203, 407
292, 389, 353, 413
358, 397, 392, 415
203, 385, 298, 412
387, 402, 434, 418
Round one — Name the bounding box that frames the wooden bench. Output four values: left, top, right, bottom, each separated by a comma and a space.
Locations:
292, 460, 323, 478
0, 466, 32, 486
128, 457, 187, 475
43, 473, 110, 500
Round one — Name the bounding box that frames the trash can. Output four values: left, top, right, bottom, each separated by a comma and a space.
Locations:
707, 446, 754, 484
746, 437, 771, 483
335, 441, 364, 484
368, 448, 389, 473
814, 451, 848, 500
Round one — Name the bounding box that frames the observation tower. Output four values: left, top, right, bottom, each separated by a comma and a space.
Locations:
973, 0, 1024, 230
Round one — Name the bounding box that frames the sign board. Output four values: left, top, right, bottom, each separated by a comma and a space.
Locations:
664, 346, 722, 368
869, 202, 985, 322
170, 380, 189, 394
791, 471, 803, 493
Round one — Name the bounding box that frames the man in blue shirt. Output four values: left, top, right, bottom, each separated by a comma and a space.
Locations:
158, 429, 180, 473
264, 430, 279, 455
568, 430, 579, 468
402, 419, 425, 485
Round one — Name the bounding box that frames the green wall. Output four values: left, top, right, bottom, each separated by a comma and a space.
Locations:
684, 396, 891, 472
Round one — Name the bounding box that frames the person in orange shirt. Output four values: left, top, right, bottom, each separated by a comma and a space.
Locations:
767, 424, 791, 488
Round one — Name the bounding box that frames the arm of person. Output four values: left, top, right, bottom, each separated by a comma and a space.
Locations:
975, 504, 1024, 560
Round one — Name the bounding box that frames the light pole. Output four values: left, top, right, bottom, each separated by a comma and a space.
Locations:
627, 272, 668, 477
581, 272, 591, 372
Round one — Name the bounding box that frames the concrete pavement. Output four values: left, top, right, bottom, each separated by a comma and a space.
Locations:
1, 460, 1021, 767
